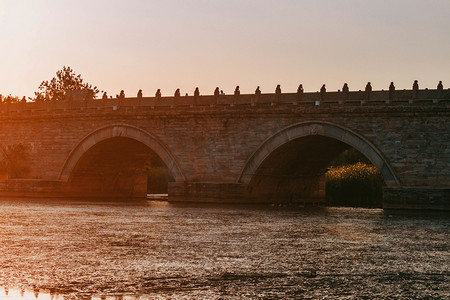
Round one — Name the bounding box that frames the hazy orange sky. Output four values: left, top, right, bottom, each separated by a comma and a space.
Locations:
0, 0, 449, 98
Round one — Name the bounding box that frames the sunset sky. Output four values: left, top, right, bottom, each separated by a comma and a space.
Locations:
0, 0, 449, 98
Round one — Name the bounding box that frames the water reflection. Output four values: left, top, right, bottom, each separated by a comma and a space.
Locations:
0, 287, 58, 300
0, 199, 448, 298
0, 286, 151, 299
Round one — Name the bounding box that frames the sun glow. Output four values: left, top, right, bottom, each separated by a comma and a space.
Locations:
0, 1, 449, 99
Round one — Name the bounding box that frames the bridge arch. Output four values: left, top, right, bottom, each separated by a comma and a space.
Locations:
59, 124, 184, 192
239, 121, 399, 202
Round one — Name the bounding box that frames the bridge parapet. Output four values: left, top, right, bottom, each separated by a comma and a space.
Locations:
1, 89, 449, 112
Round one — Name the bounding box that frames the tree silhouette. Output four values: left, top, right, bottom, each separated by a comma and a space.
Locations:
0, 94, 24, 103
34, 66, 99, 101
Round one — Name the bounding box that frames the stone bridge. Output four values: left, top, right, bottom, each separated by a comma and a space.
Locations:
0, 88, 448, 209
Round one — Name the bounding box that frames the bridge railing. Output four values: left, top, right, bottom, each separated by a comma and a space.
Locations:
1, 89, 449, 112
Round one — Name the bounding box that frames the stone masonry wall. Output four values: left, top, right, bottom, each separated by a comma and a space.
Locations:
0, 92, 448, 208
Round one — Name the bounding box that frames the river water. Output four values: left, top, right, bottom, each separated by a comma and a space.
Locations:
0, 198, 448, 299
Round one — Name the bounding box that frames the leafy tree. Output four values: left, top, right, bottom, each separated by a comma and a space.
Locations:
0, 94, 25, 104
330, 148, 371, 167
34, 66, 99, 101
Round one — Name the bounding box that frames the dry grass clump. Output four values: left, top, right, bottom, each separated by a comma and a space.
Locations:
326, 162, 383, 208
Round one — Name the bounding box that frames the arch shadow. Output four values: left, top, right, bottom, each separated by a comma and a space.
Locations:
238, 121, 399, 187
59, 124, 184, 182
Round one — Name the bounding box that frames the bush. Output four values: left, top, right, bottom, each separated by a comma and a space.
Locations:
326, 162, 383, 208
0, 143, 31, 178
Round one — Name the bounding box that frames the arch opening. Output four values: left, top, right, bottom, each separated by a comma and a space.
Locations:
240, 122, 399, 206
67, 136, 175, 198
60, 125, 184, 198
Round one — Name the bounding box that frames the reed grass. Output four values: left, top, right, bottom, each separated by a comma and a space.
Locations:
326, 162, 383, 208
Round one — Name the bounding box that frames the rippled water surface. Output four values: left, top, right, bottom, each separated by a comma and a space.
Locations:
0, 198, 448, 299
